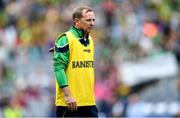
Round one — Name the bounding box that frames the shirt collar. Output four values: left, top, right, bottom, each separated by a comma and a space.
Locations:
70, 26, 89, 39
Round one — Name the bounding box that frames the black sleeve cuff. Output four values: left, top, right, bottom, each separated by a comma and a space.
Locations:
60, 85, 68, 89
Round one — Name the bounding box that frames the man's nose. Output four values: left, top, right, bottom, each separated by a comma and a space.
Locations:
90, 20, 95, 26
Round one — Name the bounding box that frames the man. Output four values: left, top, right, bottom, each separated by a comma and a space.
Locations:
50, 6, 98, 117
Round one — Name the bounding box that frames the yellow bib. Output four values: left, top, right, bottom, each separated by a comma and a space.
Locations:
55, 31, 96, 106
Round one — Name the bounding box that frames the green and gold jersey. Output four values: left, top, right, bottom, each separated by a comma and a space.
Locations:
55, 31, 95, 106
53, 26, 95, 106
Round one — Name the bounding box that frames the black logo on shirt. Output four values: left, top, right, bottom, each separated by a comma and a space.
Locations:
83, 49, 91, 53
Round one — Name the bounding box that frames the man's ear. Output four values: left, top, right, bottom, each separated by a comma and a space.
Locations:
74, 18, 79, 25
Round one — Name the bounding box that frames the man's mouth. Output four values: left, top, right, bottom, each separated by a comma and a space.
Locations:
88, 27, 92, 30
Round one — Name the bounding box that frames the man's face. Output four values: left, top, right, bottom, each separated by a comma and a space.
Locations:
76, 10, 95, 33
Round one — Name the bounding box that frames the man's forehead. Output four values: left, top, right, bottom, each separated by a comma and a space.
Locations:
82, 12, 95, 20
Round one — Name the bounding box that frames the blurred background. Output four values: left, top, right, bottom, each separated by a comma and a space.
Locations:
0, 0, 179, 117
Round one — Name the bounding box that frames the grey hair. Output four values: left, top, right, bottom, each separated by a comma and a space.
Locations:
72, 6, 93, 20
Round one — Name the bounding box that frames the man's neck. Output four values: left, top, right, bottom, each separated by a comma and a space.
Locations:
74, 26, 88, 38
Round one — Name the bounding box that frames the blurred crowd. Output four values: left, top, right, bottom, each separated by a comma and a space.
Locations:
0, 0, 179, 117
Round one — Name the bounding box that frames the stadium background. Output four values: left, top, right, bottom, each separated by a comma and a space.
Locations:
0, 0, 179, 117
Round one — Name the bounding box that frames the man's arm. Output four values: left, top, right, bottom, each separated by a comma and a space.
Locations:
53, 34, 69, 88
53, 34, 77, 111
61, 86, 77, 111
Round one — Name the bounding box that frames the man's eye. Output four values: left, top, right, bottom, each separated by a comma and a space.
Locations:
86, 19, 91, 22
86, 19, 95, 22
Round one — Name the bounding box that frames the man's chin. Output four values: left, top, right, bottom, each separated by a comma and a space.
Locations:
87, 29, 92, 33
